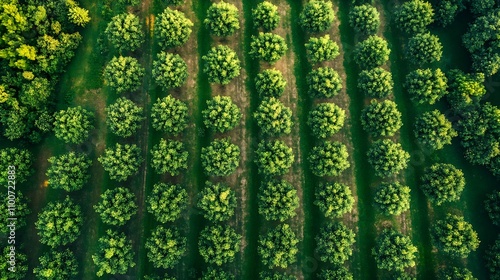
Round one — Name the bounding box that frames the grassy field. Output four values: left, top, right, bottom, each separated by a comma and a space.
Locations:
11, 0, 499, 279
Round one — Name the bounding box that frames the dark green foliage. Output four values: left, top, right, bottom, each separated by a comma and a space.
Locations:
486, 236, 500, 280
199, 225, 241, 266
299, 0, 335, 33
201, 268, 235, 280
260, 272, 296, 280
20, 77, 51, 108
33, 249, 78, 280
372, 229, 417, 271
204, 1, 240, 36
151, 96, 188, 135
361, 100, 402, 137
252, 1, 280, 31
0, 193, 29, 234
250, 32, 288, 63
202, 45, 241, 85
255, 69, 286, 98
258, 224, 299, 269
307, 102, 345, 138
349, 4, 380, 35
155, 7, 193, 48
146, 226, 186, 269
447, 70, 486, 112
440, 267, 476, 280
374, 182, 411, 216
358, 67, 393, 98
354, 35, 390, 69
147, 183, 187, 223
405, 68, 448, 105
305, 35, 340, 64
255, 140, 294, 176
436, 0, 465, 27
94, 187, 137, 226
318, 267, 353, 280
0, 246, 27, 280
150, 139, 188, 176
367, 139, 410, 177
309, 141, 350, 177
394, 0, 434, 33
47, 152, 91, 191
0, 148, 32, 185
414, 110, 457, 150
166, 0, 184, 5
35, 197, 82, 247
198, 181, 236, 222
486, 191, 500, 226
258, 179, 299, 222
152, 52, 188, 88
306, 67, 342, 98
105, 13, 143, 52
315, 222, 356, 264
432, 214, 480, 257
471, 0, 496, 15
93, 230, 135, 277
103, 56, 145, 93
203, 96, 241, 133
201, 138, 240, 176
314, 182, 354, 218
105, 97, 144, 137
53, 106, 94, 144
406, 33, 443, 65
98, 143, 143, 181
254, 97, 293, 135
471, 47, 500, 77
421, 163, 465, 205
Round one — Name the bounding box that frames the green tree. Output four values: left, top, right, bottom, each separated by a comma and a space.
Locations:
202, 45, 241, 85
305, 35, 340, 64
260, 272, 296, 280
0, 192, 29, 234
68, 6, 91, 27
255, 140, 294, 176
354, 35, 390, 69
155, 7, 193, 48
53, 106, 94, 144
394, 0, 434, 33
255, 69, 286, 98
146, 226, 186, 269
316, 222, 356, 264
299, 0, 335, 33
152, 52, 188, 89
103, 56, 145, 93
307, 67, 342, 98
358, 67, 393, 98
406, 33, 443, 65
367, 139, 410, 177
485, 191, 500, 226
199, 225, 241, 266
471, 0, 496, 15
374, 182, 411, 216
92, 230, 135, 277
201, 138, 240, 176
432, 214, 480, 258
421, 163, 465, 205
307, 102, 345, 138
105, 97, 144, 137
349, 4, 380, 35
147, 183, 187, 223
258, 224, 299, 269
203, 96, 241, 133
361, 99, 402, 137
33, 249, 78, 280
35, 197, 82, 247
98, 143, 143, 181
0, 148, 32, 185
447, 70, 486, 112
318, 267, 353, 280
201, 268, 235, 280
165, 0, 184, 5
204, 1, 240, 36
309, 141, 350, 177
414, 110, 457, 150
150, 139, 188, 176
486, 236, 500, 280
254, 97, 293, 135
0, 246, 27, 280
151, 96, 188, 135
440, 267, 476, 280
258, 179, 299, 222
250, 32, 287, 63
314, 182, 354, 218
405, 68, 448, 105
372, 229, 418, 271
19, 77, 51, 108
105, 13, 143, 52
94, 187, 137, 226
47, 152, 91, 191
198, 181, 236, 222
252, 1, 279, 31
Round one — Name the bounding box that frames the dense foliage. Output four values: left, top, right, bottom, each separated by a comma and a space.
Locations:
36, 197, 82, 247
414, 110, 457, 150
255, 140, 294, 176
308, 141, 350, 177
94, 187, 137, 226
147, 183, 187, 223
406, 33, 443, 65
47, 152, 91, 191
258, 179, 299, 222
151, 96, 188, 135
367, 139, 410, 177
349, 4, 380, 35
105, 13, 143, 52
201, 268, 235, 280
420, 163, 465, 205
299, 0, 335, 33
93, 230, 135, 277
103, 56, 144, 94
361, 100, 402, 137
0, 148, 32, 185
203, 96, 241, 133
146, 226, 186, 269
33, 249, 78, 280
485, 191, 500, 226
307, 102, 345, 138
486, 236, 500, 280
201, 138, 240, 176
394, 0, 434, 33
254, 97, 293, 135
314, 182, 354, 218
0, 192, 29, 234
53, 106, 93, 144
152, 52, 188, 89
372, 229, 417, 271
155, 7, 193, 48
202, 45, 241, 85
204, 1, 240, 36
305, 35, 340, 64
258, 224, 299, 269
199, 225, 241, 266
252, 1, 280, 31
315, 222, 356, 264
358, 67, 393, 98
255, 69, 286, 98
250, 32, 288, 63
306, 67, 342, 98
198, 181, 236, 222
105, 97, 144, 137
374, 182, 411, 216
354, 35, 390, 69
440, 267, 477, 280
150, 139, 188, 176
0, 246, 27, 280
318, 267, 353, 280
405, 68, 448, 105
98, 143, 143, 181
432, 214, 480, 257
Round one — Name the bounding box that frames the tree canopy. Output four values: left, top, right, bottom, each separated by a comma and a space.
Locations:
405, 68, 448, 105
94, 187, 137, 226
394, 0, 434, 34
414, 110, 457, 150
105, 13, 143, 52
92, 230, 135, 277
309, 141, 350, 177
314, 182, 354, 218
486, 236, 500, 280
358, 67, 393, 98
252, 1, 280, 31
367, 139, 410, 177
250, 32, 288, 63
199, 225, 241, 266
155, 7, 193, 48
372, 229, 418, 271
485, 191, 500, 226
258, 179, 299, 222
307, 102, 346, 138
198, 181, 236, 222
47, 152, 91, 191
0, 193, 30, 234
255, 69, 286, 98
361, 99, 402, 137
255, 140, 294, 176
440, 267, 477, 280
420, 163, 465, 205
105, 97, 144, 137
349, 4, 380, 35
306, 67, 342, 98
33, 249, 78, 280
432, 214, 480, 258
201, 268, 235, 280
0, 148, 32, 185
147, 183, 187, 223
0, 246, 27, 280
318, 267, 353, 280
146, 226, 186, 269
103, 56, 144, 94
258, 224, 299, 269
406, 33, 443, 65
202, 45, 241, 85
151, 96, 188, 135
98, 143, 143, 181
354, 35, 390, 69
152, 52, 188, 89
203, 96, 241, 133
150, 139, 188, 176
374, 182, 411, 216
204, 1, 240, 36
201, 138, 240, 176
316, 222, 356, 264
305, 35, 340, 64
299, 0, 335, 33
53, 106, 94, 144
254, 97, 293, 135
